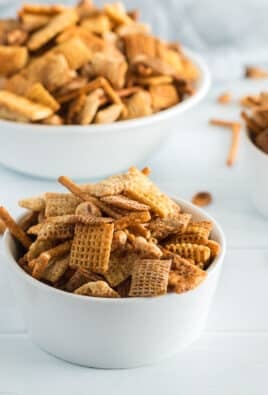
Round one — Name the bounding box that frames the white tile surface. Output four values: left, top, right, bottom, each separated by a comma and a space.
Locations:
1, 333, 268, 395
0, 79, 268, 392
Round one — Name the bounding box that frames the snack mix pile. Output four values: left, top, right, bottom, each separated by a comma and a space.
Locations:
0, 1, 199, 125
0, 167, 221, 298
241, 92, 268, 154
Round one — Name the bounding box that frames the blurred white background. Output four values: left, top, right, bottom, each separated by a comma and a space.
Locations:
1, 0, 268, 80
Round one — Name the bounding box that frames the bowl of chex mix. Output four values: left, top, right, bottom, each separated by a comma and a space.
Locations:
0, 1, 210, 179
2, 167, 225, 368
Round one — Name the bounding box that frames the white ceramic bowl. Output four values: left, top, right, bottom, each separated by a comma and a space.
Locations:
244, 130, 268, 218
3, 197, 225, 368
0, 49, 210, 180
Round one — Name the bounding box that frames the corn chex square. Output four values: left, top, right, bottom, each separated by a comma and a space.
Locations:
70, 223, 114, 274
125, 168, 175, 218
129, 259, 171, 297
45, 192, 81, 217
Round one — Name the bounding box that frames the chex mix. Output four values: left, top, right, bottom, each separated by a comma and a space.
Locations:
0, 1, 199, 125
0, 167, 221, 298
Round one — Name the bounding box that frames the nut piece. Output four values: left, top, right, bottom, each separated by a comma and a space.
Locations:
217, 92, 231, 104
191, 192, 212, 207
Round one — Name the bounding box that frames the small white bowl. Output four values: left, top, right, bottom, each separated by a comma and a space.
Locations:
3, 197, 225, 368
0, 49, 210, 180
244, 130, 268, 219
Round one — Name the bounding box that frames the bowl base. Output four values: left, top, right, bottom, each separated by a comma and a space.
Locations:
32, 329, 204, 369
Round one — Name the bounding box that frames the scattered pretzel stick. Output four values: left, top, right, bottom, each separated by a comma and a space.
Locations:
245, 66, 268, 79
210, 118, 242, 166
0, 206, 32, 248
210, 118, 241, 129
227, 123, 241, 166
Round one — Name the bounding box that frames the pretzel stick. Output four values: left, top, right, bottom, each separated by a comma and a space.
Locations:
210, 119, 241, 129
99, 86, 142, 106
245, 66, 268, 79
57, 77, 104, 104
58, 176, 121, 218
98, 77, 126, 117
227, 123, 241, 166
0, 206, 32, 248
43, 240, 72, 259
58, 176, 89, 201
29, 239, 72, 274
117, 86, 141, 98
57, 77, 126, 116
87, 197, 122, 219
209, 118, 242, 166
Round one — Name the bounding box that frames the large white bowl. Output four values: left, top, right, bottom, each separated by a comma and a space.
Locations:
3, 197, 225, 369
0, 49, 210, 180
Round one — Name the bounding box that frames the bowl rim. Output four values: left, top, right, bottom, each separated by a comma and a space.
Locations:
245, 127, 268, 160
3, 196, 226, 303
0, 48, 210, 135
